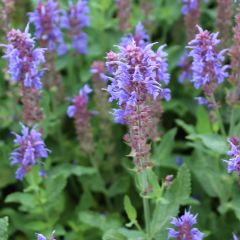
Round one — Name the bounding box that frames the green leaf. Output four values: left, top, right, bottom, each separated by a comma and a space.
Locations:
151, 165, 191, 238
0, 217, 8, 240
124, 195, 137, 223
103, 230, 126, 240
46, 175, 67, 202
79, 211, 121, 232
153, 128, 177, 166
108, 176, 130, 197
196, 106, 212, 134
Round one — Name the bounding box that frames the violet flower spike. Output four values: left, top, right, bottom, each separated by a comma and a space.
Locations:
187, 25, 228, 95
10, 123, 49, 180
168, 210, 204, 240
106, 40, 170, 124
28, 0, 66, 55
61, 0, 90, 54
224, 137, 240, 176
1, 24, 46, 90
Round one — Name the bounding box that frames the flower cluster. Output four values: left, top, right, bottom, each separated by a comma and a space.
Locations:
28, 0, 66, 55
10, 123, 49, 180
168, 210, 204, 240
178, 51, 192, 83
61, 0, 89, 54
225, 137, 240, 176
67, 85, 93, 154
187, 26, 228, 106
120, 22, 150, 48
106, 41, 170, 124
1, 25, 45, 89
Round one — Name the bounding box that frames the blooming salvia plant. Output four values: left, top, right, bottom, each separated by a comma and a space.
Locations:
106, 39, 170, 236
61, 0, 90, 54
1, 25, 45, 125
10, 123, 49, 180
28, 0, 66, 55
168, 210, 204, 240
67, 84, 93, 155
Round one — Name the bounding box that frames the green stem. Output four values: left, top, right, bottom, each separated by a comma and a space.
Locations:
141, 172, 151, 240
229, 108, 235, 136
211, 95, 226, 137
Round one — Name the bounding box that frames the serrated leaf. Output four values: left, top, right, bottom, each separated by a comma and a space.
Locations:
103, 229, 126, 240
0, 217, 8, 240
46, 176, 67, 201
124, 195, 137, 222
151, 165, 191, 237
153, 128, 177, 166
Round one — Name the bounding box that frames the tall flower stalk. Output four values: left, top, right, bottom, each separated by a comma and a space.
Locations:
67, 84, 93, 155
116, 0, 131, 32
187, 26, 228, 136
1, 25, 46, 125
227, 6, 240, 110
106, 40, 170, 236
216, 0, 232, 49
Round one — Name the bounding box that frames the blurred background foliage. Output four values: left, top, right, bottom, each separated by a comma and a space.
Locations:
0, 0, 239, 239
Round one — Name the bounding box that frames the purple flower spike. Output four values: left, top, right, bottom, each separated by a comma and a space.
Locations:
106, 41, 170, 123
61, 0, 89, 54
1, 25, 45, 89
188, 25, 228, 92
181, 0, 199, 15
120, 22, 150, 48
28, 0, 66, 55
225, 137, 240, 176
168, 210, 204, 240
10, 123, 49, 180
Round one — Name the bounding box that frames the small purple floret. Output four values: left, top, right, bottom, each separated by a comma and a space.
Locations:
10, 123, 49, 180
120, 22, 150, 48
168, 210, 204, 240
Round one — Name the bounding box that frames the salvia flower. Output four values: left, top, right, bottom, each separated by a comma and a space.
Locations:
10, 123, 49, 180
187, 25, 228, 107
28, 0, 66, 55
178, 51, 192, 83
168, 210, 204, 240
225, 136, 240, 175
61, 0, 89, 54
36, 231, 56, 240
1, 25, 45, 89
120, 22, 150, 48
106, 40, 170, 124
67, 84, 93, 154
